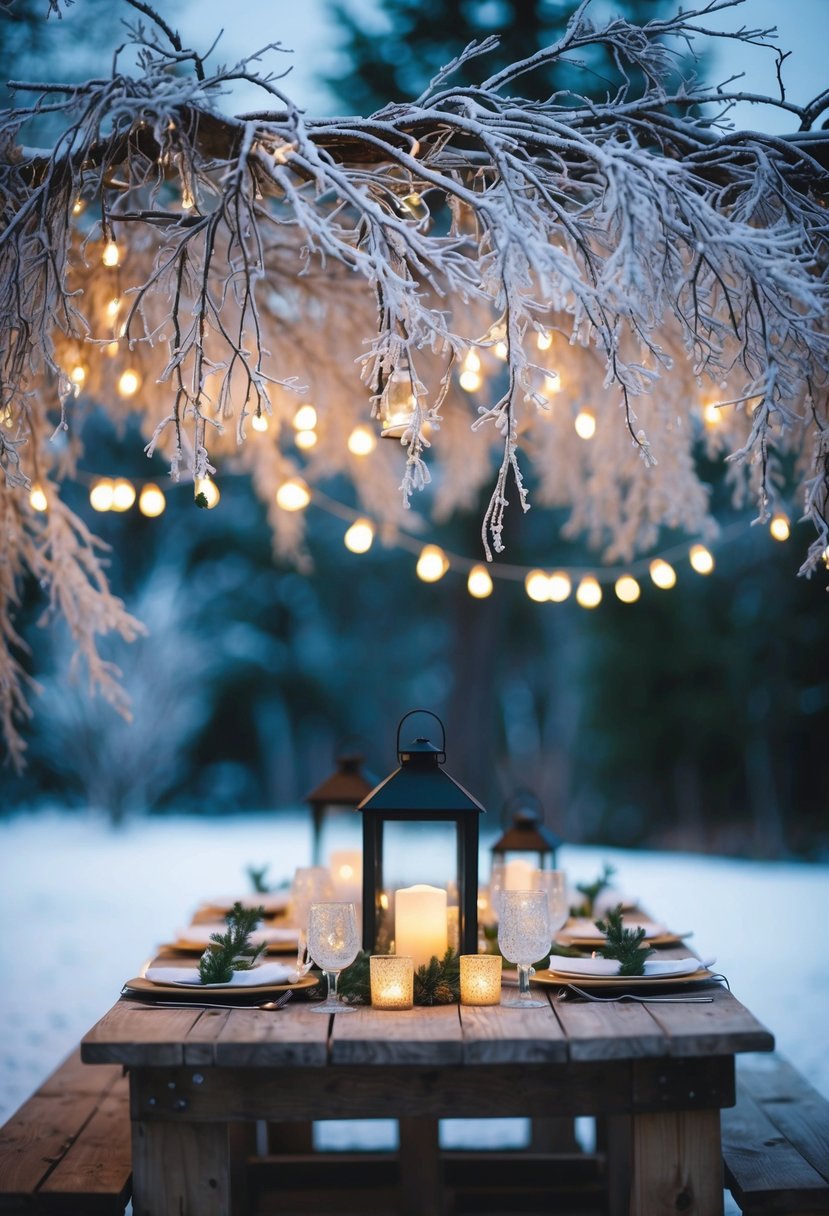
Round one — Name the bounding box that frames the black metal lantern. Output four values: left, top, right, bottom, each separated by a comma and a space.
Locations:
305, 751, 377, 866
358, 710, 485, 958
491, 790, 563, 871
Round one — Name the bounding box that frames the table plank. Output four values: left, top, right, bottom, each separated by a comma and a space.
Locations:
737, 1054, 829, 1185
39, 1077, 132, 1207
82, 1001, 206, 1066
644, 987, 775, 1057
631, 1109, 723, 1216
214, 1005, 329, 1067
330, 1005, 463, 1065
554, 998, 667, 1061
459, 999, 568, 1063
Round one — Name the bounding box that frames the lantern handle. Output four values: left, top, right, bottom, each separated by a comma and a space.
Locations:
396, 709, 446, 762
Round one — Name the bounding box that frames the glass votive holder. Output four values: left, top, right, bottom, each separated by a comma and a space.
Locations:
370, 955, 414, 1010
460, 954, 502, 1006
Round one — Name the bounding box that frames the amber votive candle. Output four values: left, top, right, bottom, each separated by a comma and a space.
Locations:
370, 955, 414, 1010
460, 954, 502, 1006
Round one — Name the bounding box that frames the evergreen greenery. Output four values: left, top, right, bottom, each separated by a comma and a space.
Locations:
198, 902, 267, 984
571, 864, 616, 917
246, 864, 271, 894
595, 905, 653, 977
335, 950, 461, 1005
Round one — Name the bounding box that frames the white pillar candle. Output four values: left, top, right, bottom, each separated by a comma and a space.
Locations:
394, 884, 447, 969
329, 850, 362, 901
503, 858, 535, 890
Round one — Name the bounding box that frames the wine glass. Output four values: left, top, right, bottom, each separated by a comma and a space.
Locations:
306, 902, 361, 1014
533, 870, 569, 939
498, 890, 551, 1009
290, 866, 334, 976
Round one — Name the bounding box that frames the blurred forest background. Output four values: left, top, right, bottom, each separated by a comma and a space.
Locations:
1, 0, 827, 859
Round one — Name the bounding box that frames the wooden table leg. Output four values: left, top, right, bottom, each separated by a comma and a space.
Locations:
630, 1109, 723, 1216
399, 1117, 443, 1216
132, 1119, 232, 1216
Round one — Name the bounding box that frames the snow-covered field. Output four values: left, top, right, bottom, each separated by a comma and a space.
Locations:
1, 809, 827, 1133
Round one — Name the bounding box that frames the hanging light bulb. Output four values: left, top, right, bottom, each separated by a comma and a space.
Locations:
293, 404, 318, 431
467, 564, 493, 598
381, 368, 417, 438
548, 572, 572, 602
138, 484, 166, 517
102, 240, 120, 268
574, 409, 596, 439
543, 372, 562, 396
537, 330, 553, 352
195, 477, 220, 509
614, 575, 641, 603
401, 192, 429, 221
105, 341, 119, 358
462, 350, 481, 373
769, 513, 790, 542
416, 544, 449, 583
703, 402, 721, 428
347, 425, 377, 456
689, 544, 715, 575
295, 429, 318, 450
89, 478, 115, 512
494, 340, 508, 361
70, 363, 87, 390
110, 478, 136, 512
117, 369, 141, 398
524, 570, 551, 603
576, 576, 602, 608
106, 297, 121, 323
649, 558, 677, 589
275, 478, 310, 511
72, 197, 85, 216
459, 367, 483, 392
29, 486, 48, 512
344, 518, 374, 554
251, 413, 269, 433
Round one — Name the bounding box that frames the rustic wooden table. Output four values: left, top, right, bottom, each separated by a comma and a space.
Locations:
81, 953, 774, 1216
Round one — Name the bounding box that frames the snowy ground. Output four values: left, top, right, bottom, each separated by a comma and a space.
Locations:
1, 809, 827, 1173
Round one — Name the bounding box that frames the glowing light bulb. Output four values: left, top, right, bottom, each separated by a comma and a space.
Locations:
494, 340, 508, 361
293, 404, 317, 431
615, 575, 641, 603
344, 518, 374, 554
537, 330, 553, 352
467, 564, 493, 598
689, 544, 714, 575
138, 484, 166, 517
574, 409, 596, 440
102, 240, 119, 268
89, 478, 115, 512
459, 369, 483, 392
195, 477, 220, 509
543, 373, 561, 396
381, 369, 417, 437
70, 363, 86, 388
769, 513, 790, 542
105, 341, 119, 358
72, 198, 85, 216
525, 570, 550, 603
29, 486, 48, 512
703, 402, 721, 427
401, 192, 429, 221
347, 425, 377, 456
106, 298, 121, 322
276, 478, 310, 511
111, 478, 136, 512
548, 572, 572, 602
251, 413, 269, 433
649, 558, 676, 589
416, 544, 449, 583
576, 576, 602, 608
462, 350, 481, 374
295, 429, 318, 450
180, 184, 196, 211
117, 369, 140, 398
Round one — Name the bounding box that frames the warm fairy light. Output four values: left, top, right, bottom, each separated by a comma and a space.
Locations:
251, 413, 269, 433
525, 570, 550, 602
703, 402, 722, 427
537, 330, 553, 351
462, 350, 481, 374
117, 369, 140, 398
70, 363, 87, 387
401, 192, 429, 221
494, 340, 508, 361
770, 513, 790, 542
72, 198, 85, 216
111, 479, 136, 512
615, 575, 641, 603
650, 558, 677, 589
543, 373, 561, 395
347, 425, 377, 456
381, 369, 417, 437
548, 572, 572, 602
689, 543, 715, 574
195, 477, 220, 509
102, 240, 119, 268
459, 369, 483, 392
138, 484, 166, 518
467, 564, 494, 598
344, 518, 374, 554
180, 184, 196, 211
293, 404, 318, 431
89, 478, 115, 512
574, 409, 596, 439
416, 544, 449, 582
106, 297, 121, 322
276, 478, 310, 511
105, 341, 119, 358
576, 576, 602, 608
29, 486, 48, 512
295, 429, 318, 450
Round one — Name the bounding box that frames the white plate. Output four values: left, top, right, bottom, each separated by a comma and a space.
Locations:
559, 917, 667, 941
173, 924, 299, 950
144, 961, 299, 988
547, 956, 701, 979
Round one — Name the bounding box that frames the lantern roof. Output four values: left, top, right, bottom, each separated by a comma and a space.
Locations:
305, 753, 377, 810
358, 716, 485, 816
491, 806, 562, 853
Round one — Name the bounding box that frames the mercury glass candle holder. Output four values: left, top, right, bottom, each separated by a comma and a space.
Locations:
460, 954, 502, 1006
370, 955, 414, 1010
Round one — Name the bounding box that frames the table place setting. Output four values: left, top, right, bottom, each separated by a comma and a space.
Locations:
165, 923, 300, 953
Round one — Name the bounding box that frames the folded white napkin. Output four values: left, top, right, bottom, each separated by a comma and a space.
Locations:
559, 916, 666, 940
549, 956, 700, 979
176, 924, 298, 947
145, 961, 298, 988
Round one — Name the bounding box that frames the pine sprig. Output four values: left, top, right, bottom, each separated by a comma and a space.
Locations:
335, 949, 461, 1005
198, 901, 267, 984
571, 864, 616, 917
595, 904, 653, 977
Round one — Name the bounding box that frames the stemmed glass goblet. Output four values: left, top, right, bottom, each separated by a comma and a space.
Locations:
498, 890, 552, 1009
290, 866, 334, 977
533, 869, 569, 940
307, 901, 360, 1014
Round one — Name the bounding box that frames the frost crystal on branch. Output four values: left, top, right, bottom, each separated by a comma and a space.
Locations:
0, 0, 827, 760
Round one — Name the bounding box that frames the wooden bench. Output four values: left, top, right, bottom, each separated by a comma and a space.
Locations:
723, 1053, 829, 1214
0, 1048, 131, 1214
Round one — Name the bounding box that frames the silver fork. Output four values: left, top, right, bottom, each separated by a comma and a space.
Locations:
557, 983, 713, 1004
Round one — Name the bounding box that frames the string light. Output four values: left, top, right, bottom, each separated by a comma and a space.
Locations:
111, 478, 136, 512
689, 543, 715, 574
703, 401, 722, 428
72, 198, 85, 216
537, 331, 553, 352
344, 518, 374, 553
295, 429, 318, 450
117, 369, 141, 398
416, 544, 449, 582
494, 340, 508, 361
650, 558, 677, 589
347, 425, 377, 456
293, 404, 318, 431
548, 572, 572, 603
543, 373, 562, 396
401, 192, 429, 221
102, 240, 119, 268
251, 414, 269, 433
105, 341, 119, 358
467, 564, 494, 598
276, 478, 310, 511
106, 297, 121, 322
381, 368, 417, 436
138, 484, 166, 517
525, 570, 551, 602
615, 575, 641, 603
576, 576, 602, 608
29, 486, 48, 512
459, 349, 483, 393
770, 513, 790, 542
574, 409, 596, 440
89, 478, 115, 511
195, 477, 220, 509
